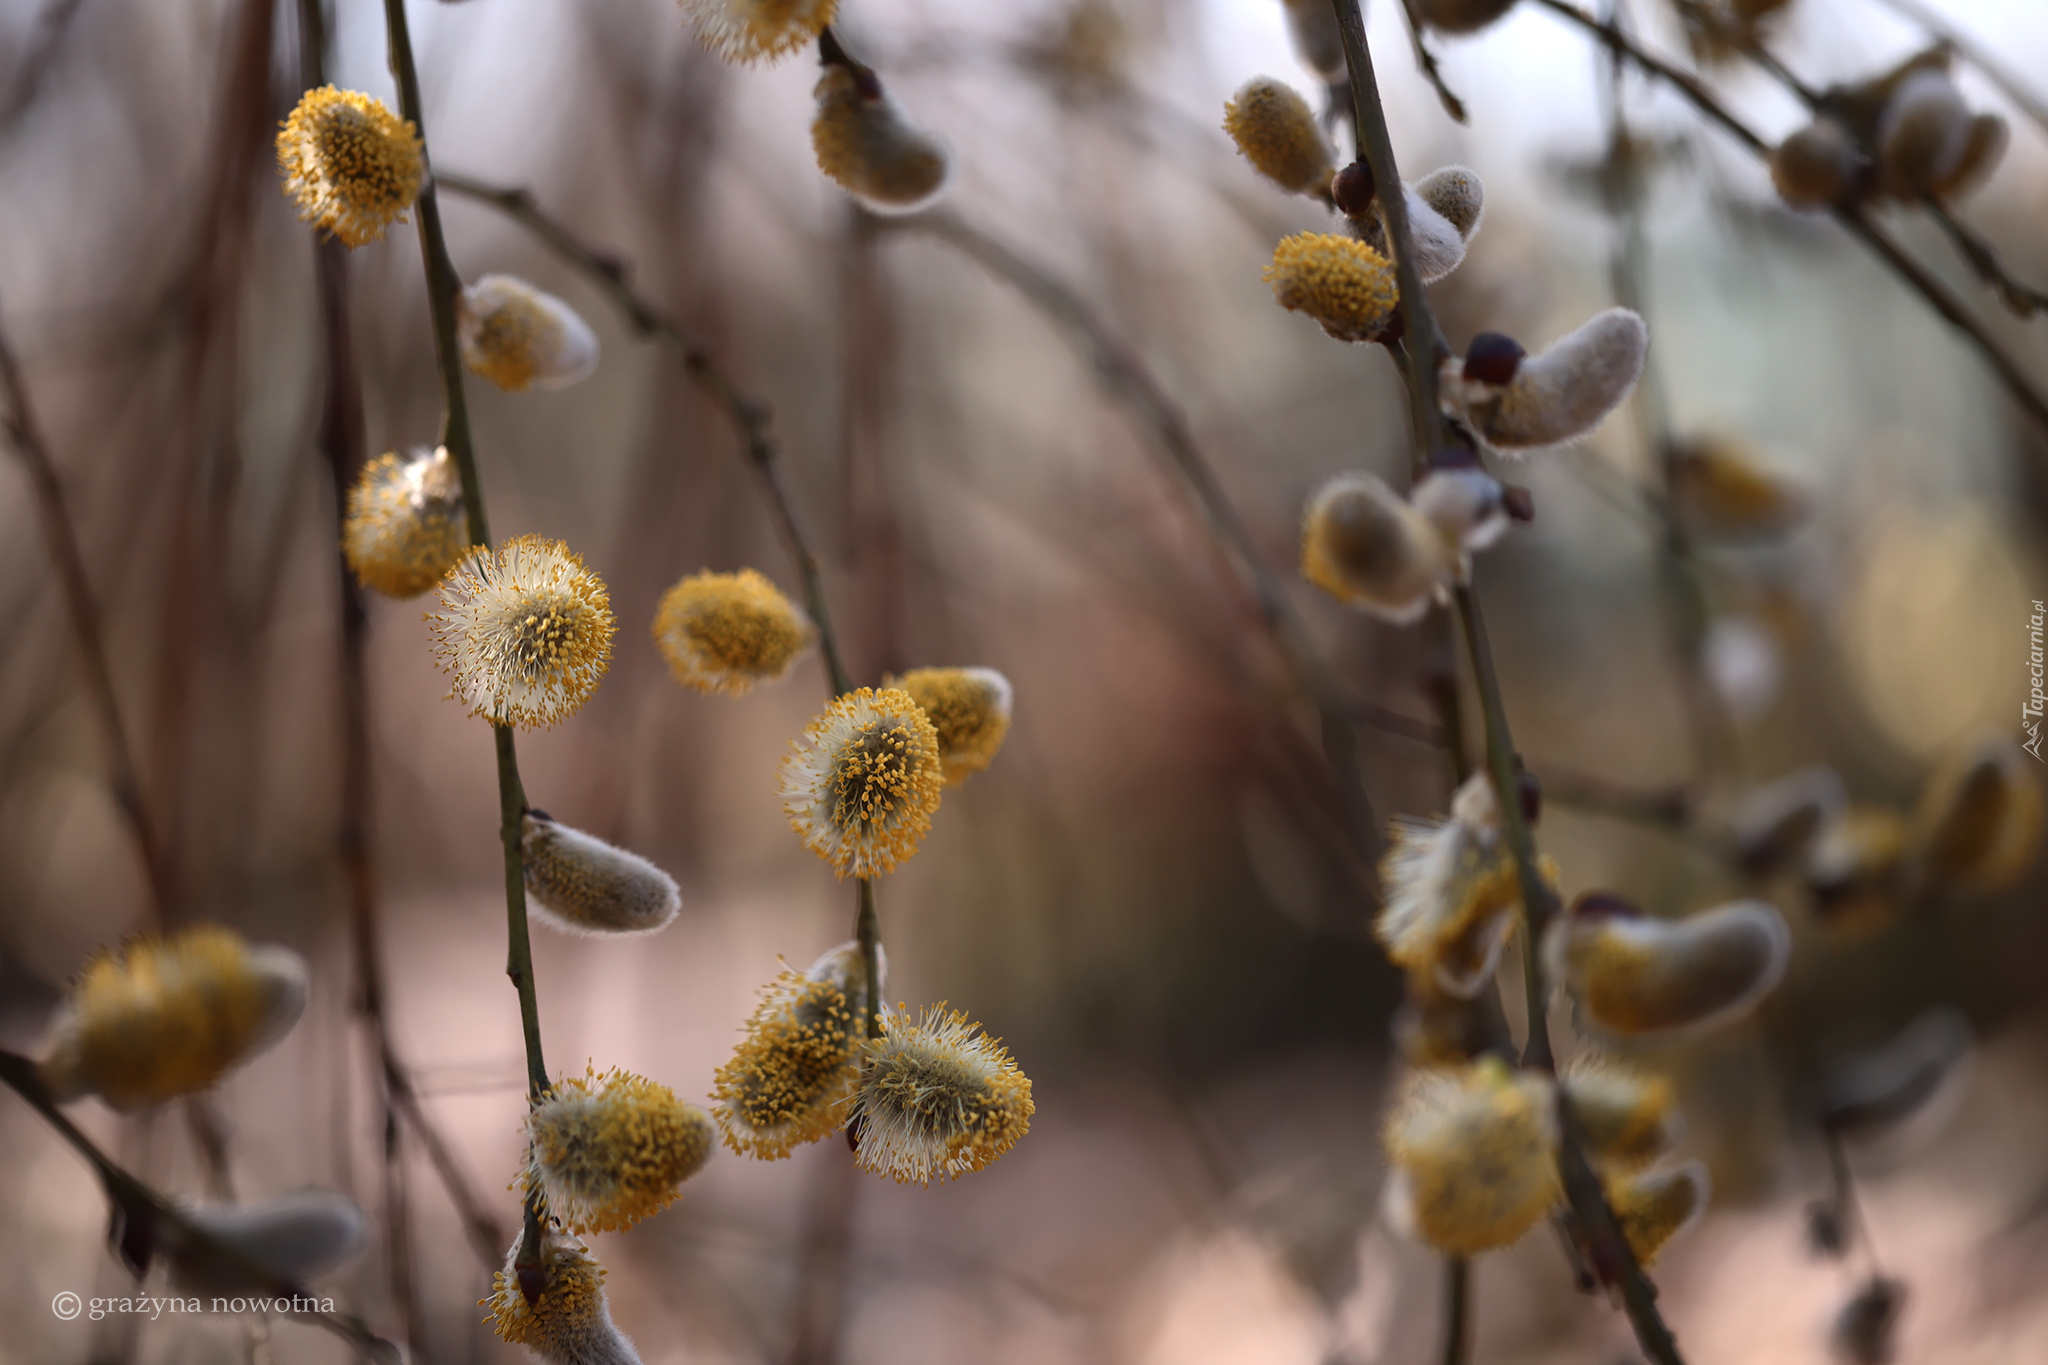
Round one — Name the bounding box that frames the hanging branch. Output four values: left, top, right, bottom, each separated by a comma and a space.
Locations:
1530, 0, 2048, 435
1327, 3, 1687, 1360
377, 0, 550, 1286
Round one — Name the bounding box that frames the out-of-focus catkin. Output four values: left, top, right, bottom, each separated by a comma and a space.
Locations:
457, 275, 600, 393
811, 64, 951, 213
1908, 737, 2041, 895
1223, 77, 1335, 198
679, 0, 836, 65
1546, 896, 1790, 1039
1413, 0, 1519, 35
652, 568, 815, 697
1605, 1161, 1710, 1266
521, 813, 681, 936
887, 666, 1013, 786
1383, 1058, 1559, 1255
1563, 1058, 1679, 1170
343, 446, 467, 599
41, 925, 308, 1110
1300, 472, 1454, 622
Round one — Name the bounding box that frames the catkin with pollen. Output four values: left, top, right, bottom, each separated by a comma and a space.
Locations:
522, 1066, 715, 1234
1547, 896, 1790, 1039
1223, 77, 1334, 198
811, 65, 951, 213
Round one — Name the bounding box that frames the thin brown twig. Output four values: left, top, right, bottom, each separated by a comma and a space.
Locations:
1531, 0, 2048, 434
1328, 5, 1685, 1360
879, 207, 1385, 868
378, 0, 550, 1287
1396, 0, 1469, 123
0, 1051, 402, 1360
1919, 197, 2048, 319
0, 308, 178, 925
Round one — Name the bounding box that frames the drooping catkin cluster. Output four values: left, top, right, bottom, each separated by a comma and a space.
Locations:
846, 1004, 1035, 1186
1437, 309, 1650, 455
711, 942, 878, 1159
679, 0, 836, 65
886, 666, 1013, 786
41, 925, 307, 1110
779, 686, 945, 879
484, 1231, 642, 1365
521, 813, 681, 936
522, 1066, 715, 1234
1819, 1007, 1974, 1140
1300, 465, 1509, 622
457, 275, 600, 393
1545, 894, 1791, 1039
811, 64, 951, 213
1771, 49, 2006, 210
652, 568, 816, 696
427, 535, 617, 729
343, 446, 467, 599
1223, 77, 1335, 199
276, 86, 422, 248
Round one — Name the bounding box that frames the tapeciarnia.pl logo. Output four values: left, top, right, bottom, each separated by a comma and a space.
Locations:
2026, 599, 2045, 762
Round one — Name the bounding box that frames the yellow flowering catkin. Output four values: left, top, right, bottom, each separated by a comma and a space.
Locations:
886, 666, 1013, 786
711, 943, 879, 1159
811, 65, 951, 213
1377, 774, 1547, 998
40, 925, 307, 1110
276, 86, 422, 249
1223, 77, 1334, 197
1667, 435, 1811, 541
846, 1004, 1034, 1186
652, 568, 815, 697
1806, 805, 1909, 936
779, 687, 945, 879
484, 1231, 642, 1364
678, 0, 836, 65
1383, 1057, 1558, 1255
426, 535, 617, 730
522, 1066, 715, 1234
1265, 232, 1399, 343
342, 446, 467, 599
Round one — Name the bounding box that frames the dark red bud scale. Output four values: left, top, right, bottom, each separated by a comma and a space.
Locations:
1516, 770, 1543, 825
1503, 484, 1535, 522
516, 1261, 548, 1307
1463, 331, 1526, 385
1332, 158, 1377, 216
1568, 891, 1643, 922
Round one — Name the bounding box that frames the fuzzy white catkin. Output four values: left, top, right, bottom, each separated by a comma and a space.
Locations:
1441, 308, 1648, 455
521, 814, 682, 936
169, 1192, 366, 1297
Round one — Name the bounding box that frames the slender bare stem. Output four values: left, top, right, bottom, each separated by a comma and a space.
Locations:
377, 0, 549, 1285
0, 308, 178, 925
1396, 0, 1468, 124
1439, 1254, 1473, 1365
883, 208, 1385, 866
0, 1051, 401, 1360
1327, 4, 1686, 1358
1531, 0, 2048, 435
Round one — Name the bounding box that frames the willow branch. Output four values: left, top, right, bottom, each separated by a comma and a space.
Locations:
1328, 5, 1685, 1359
0, 307, 178, 925
378, 0, 548, 1283
1920, 198, 2048, 319
1396, 0, 1468, 124
1438, 1254, 1473, 1365
0, 1051, 401, 1359
1532, 0, 2048, 434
